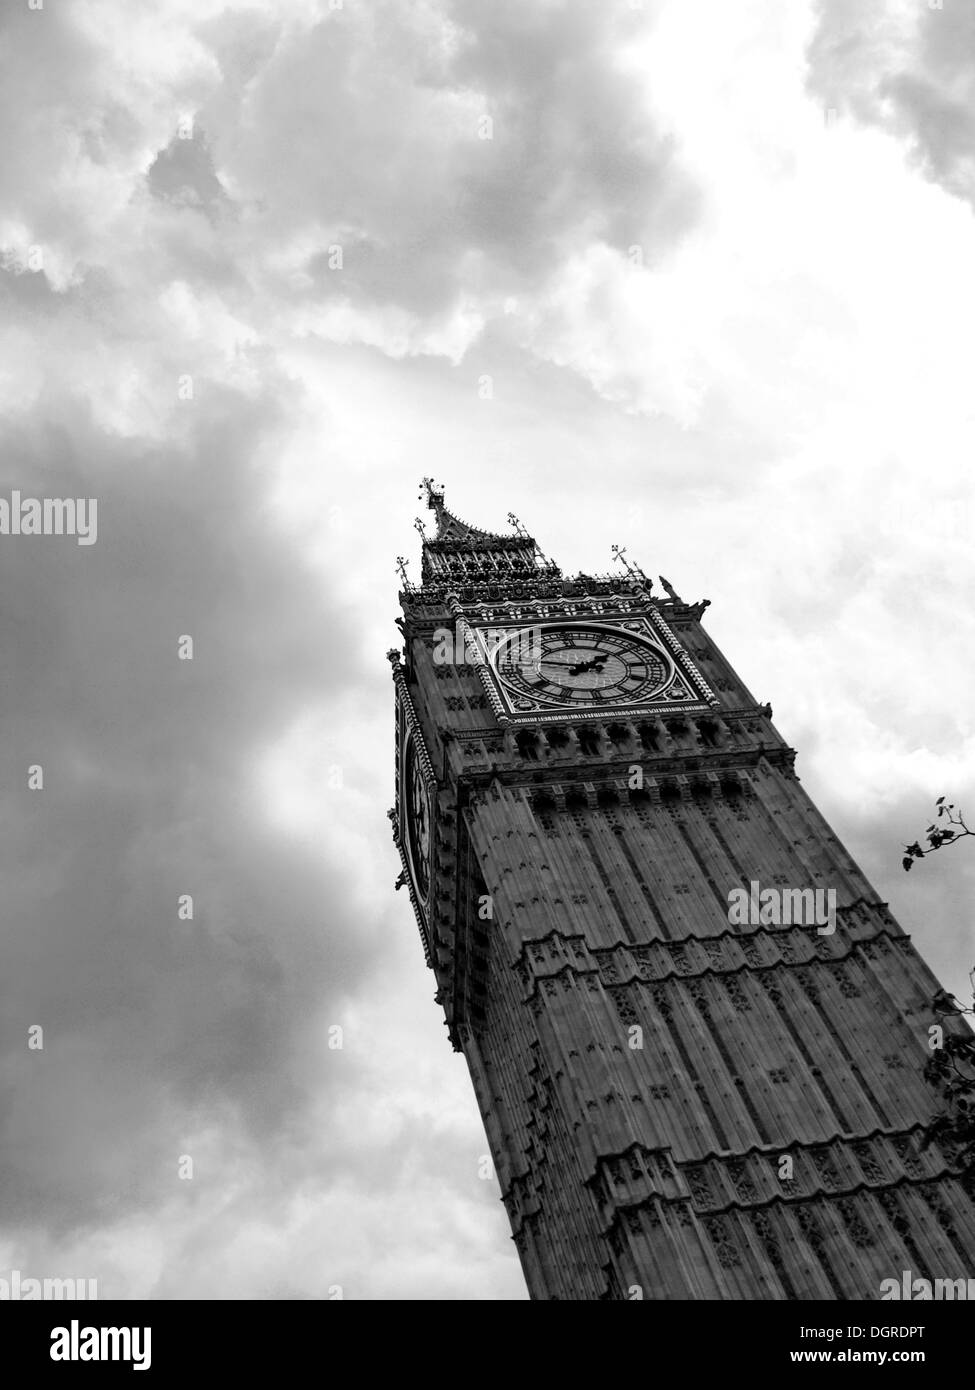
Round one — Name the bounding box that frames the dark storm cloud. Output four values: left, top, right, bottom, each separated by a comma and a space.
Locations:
0, 385, 381, 1232
807, 0, 975, 208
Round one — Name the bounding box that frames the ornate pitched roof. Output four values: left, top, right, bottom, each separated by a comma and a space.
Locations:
414, 478, 555, 588
398, 482, 690, 621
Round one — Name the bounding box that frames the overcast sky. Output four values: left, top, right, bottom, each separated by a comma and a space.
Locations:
1, 0, 973, 1301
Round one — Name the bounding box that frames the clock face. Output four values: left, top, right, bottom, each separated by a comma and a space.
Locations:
492, 623, 672, 710
402, 731, 431, 900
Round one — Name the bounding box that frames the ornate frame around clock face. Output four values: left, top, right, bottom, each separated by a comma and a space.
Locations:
475, 612, 716, 725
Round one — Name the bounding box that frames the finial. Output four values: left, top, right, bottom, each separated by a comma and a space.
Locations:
507, 512, 528, 538
395, 555, 409, 584
612, 544, 652, 588
658, 575, 681, 602
413, 517, 427, 539
420, 477, 445, 510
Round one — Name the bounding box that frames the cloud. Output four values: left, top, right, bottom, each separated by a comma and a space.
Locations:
806, 0, 975, 208
0, 386, 356, 1220
148, 129, 229, 216
0, 369, 525, 1293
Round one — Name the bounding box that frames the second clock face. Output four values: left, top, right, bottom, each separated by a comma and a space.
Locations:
493, 624, 672, 709
402, 730, 431, 901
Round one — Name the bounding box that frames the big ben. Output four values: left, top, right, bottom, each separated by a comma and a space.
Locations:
388, 480, 975, 1300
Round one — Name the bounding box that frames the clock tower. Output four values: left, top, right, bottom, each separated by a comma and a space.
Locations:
388, 481, 975, 1300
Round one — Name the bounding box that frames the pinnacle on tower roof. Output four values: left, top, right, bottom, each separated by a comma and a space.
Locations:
419, 477, 508, 543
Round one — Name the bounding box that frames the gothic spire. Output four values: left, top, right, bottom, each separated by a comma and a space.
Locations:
420, 478, 505, 543
415, 479, 558, 586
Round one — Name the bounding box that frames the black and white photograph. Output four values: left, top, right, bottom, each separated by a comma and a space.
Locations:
1, 0, 974, 1354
